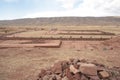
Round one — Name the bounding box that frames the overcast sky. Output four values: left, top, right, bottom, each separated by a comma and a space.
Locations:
0, 0, 120, 20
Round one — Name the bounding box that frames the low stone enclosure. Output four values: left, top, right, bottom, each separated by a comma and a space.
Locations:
0, 40, 62, 48
0, 30, 116, 48
0, 37, 113, 48
54, 30, 115, 35
0, 36, 113, 40
35, 58, 120, 80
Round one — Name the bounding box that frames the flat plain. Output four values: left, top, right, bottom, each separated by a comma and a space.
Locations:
0, 17, 120, 80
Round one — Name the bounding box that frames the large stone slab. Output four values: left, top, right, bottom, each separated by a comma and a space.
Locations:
79, 63, 97, 76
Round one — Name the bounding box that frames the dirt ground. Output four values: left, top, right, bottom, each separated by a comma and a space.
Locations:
0, 39, 120, 80
0, 27, 120, 80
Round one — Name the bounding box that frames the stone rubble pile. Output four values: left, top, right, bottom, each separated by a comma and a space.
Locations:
37, 58, 120, 80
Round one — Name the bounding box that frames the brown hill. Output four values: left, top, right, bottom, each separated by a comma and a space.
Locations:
0, 17, 120, 27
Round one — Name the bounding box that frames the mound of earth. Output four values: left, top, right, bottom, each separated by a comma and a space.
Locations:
36, 58, 120, 80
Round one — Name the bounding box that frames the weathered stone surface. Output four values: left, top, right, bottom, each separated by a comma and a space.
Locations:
116, 76, 120, 80
88, 75, 100, 80
99, 71, 109, 79
49, 75, 57, 80
56, 75, 62, 80
110, 77, 117, 80
79, 63, 97, 76
65, 68, 74, 80
97, 66, 104, 71
51, 61, 62, 74
73, 64, 79, 69
69, 65, 80, 74
69, 58, 74, 63
62, 76, 69, 80
38, 69, 47, 78
61, 60, 69, 71
46, 71, 52, 75
81, 75, 88, 80
80, 59, 87, 63
37, 78, 42, 80
73, 73, 82, 80
42, 75, 50, 80
73, 58, 80, 64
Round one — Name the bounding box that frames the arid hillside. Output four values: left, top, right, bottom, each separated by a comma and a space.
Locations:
0, 17, 120, 27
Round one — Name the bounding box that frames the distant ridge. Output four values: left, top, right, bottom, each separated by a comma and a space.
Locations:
0, 17, 120, 27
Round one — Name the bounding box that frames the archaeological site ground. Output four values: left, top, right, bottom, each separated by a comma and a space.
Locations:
0, 17, 120, 80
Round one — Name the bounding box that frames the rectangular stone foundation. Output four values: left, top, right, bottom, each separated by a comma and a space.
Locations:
0, 40, 62, 48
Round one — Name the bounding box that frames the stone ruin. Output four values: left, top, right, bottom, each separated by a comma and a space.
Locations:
37, 58, 120, 80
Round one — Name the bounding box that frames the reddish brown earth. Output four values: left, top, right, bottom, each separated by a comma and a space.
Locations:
0, 37, 120, 80
36, 58, 120, 80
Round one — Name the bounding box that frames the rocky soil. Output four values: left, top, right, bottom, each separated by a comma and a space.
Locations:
0, 37, 120, 80
37, 58, 120, 80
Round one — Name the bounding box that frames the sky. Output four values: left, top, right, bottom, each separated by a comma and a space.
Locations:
0, 0, 120, 20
